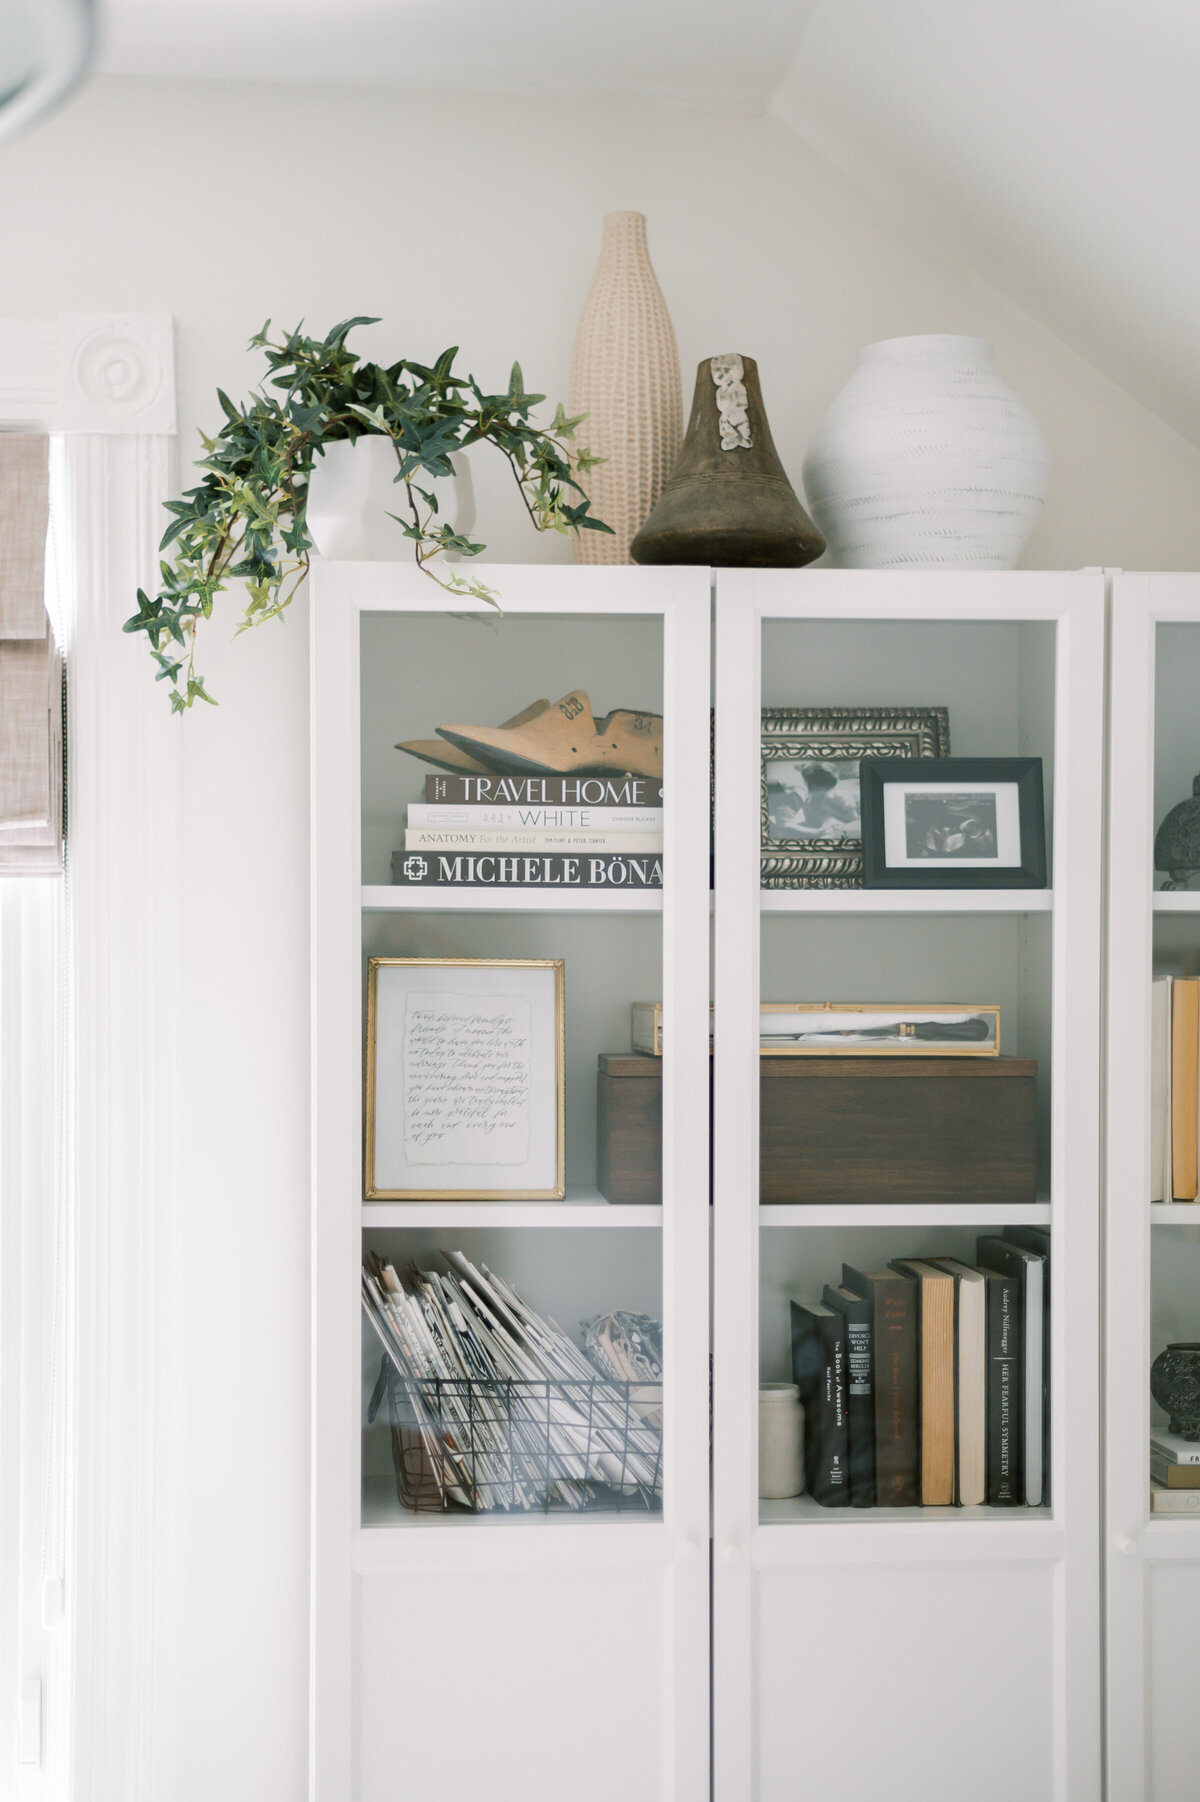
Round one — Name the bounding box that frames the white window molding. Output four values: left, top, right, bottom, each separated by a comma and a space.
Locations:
0, 314, 178, 1802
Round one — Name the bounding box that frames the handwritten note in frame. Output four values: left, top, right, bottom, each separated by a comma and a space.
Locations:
365, 958, 565, 1199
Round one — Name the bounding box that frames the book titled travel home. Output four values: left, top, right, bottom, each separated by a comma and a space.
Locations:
822, 1283, 875, 1507
842, 1264, 919, 1506
391, 850, 663, 889
790, 1301, 850, 1506
976, 1264, 1023, 1504
425, 773, 664, 807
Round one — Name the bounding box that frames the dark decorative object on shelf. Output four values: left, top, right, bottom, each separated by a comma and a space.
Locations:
1150, 1343, 1200, 1440
630, 354, 824, 568
860, 756, 1047, 889
1154, 773, 1200, 890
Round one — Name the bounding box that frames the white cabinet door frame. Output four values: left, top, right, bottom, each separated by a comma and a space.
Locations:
712, 568, 1104, 1802
310, 561, 712, 1801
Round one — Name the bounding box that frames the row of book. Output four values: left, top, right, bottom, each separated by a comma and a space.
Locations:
1151, 1429, 1200, 1513
1151, 975, 1200, 1201
391, 773, 665, 890
791, 1228, 1049, 1508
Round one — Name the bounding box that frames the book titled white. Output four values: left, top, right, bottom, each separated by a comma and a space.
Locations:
405, 828, 663, 854
1150, 1430, 1200, 1465
407, 803, 663, 831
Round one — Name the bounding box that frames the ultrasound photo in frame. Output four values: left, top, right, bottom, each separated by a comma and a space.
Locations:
860, 757, 1047, 889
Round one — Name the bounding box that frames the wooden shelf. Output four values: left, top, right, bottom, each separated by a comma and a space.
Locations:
759, 1494, 1053, 1527
759, 1201, 1051, 1228
761, 888, 1053, 915
1151, 1206, 1200, 1224
362, 1188, 662, 1229
362, 883, 662, 915
359, 1477, 664, 1533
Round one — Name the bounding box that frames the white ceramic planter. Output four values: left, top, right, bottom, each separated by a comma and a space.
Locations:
801, 334, 1050, 570
305, 435, 475, 561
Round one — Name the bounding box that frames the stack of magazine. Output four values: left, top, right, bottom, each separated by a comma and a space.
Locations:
363, 1250, 663, 1512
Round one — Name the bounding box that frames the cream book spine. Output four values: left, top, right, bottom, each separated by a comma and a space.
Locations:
406, 828, 663, 854
1151, 1482, 1200, 1513
1173, 977, 1200, 1200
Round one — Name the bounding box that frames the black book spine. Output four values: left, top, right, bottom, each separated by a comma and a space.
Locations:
391, 850, 663, 889
823, 1286, 875, 1506
983, 1268, 1024, 1506
424, 774, 664, 806
847, 1268, 919, 1507
790, 1304, 850, 1507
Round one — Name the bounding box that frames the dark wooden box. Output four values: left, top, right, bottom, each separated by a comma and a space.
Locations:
597, 1052, 1038, 1205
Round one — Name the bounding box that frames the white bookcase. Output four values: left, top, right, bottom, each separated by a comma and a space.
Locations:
312, 559, 1107, 1801
712, 569, 1104, 1801
310, 562, 712, 1802
1106, 572, 1200, 1802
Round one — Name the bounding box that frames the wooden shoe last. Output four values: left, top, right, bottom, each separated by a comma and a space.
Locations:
437, 690, 663, 779
395, 700, 549, 774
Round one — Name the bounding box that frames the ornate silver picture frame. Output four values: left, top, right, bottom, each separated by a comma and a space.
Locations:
760, 706, 950, 888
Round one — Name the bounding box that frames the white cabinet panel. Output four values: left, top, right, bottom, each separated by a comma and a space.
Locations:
357, 1567, 667, 1802
1148, 1561, 1200, 1802
756, 1562, 1055, 1802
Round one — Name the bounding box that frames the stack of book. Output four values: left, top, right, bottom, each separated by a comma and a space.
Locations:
789, 1227, 1049, 1508
1151, 975, 1200, 1201
1150, 1431, 1200, 1513
391, 773, 665, 891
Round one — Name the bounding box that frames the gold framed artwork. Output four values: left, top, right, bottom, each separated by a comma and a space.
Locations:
365, 957, 566, 1200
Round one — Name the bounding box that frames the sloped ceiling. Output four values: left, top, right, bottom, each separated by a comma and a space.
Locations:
771, 0, 1200, 446
96, 0, 818, 109
96, 0, 1200, 445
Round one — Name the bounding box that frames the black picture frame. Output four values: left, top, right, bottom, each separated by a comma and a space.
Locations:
859, 757, 1047, 889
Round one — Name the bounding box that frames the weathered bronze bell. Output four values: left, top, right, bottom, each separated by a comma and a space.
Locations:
1155, 771, 1200, 889
630, 353, 825, 568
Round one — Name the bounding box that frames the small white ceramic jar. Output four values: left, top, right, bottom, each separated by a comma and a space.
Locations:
758, 1382, 805, 1499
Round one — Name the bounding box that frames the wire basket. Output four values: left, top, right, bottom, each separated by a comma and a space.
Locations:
368, 1360, 664, 1515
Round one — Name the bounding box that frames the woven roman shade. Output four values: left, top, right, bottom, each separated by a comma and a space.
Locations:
0, 435, 63, 875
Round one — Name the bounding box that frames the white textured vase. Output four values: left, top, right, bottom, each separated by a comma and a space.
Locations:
801, 335, 1050, 569
569, 211, 682, 564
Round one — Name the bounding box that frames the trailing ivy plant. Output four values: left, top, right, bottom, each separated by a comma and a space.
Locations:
123, 317, 608, 711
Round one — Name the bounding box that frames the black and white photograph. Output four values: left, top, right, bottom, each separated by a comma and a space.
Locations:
860, 757, 1048, 889
765, 758, 862, 843
760, 705, 950, 887
903, 789, 1001, 860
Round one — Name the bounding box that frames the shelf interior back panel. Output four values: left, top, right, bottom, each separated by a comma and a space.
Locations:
759, 616, 1057, 862
360, 609, 665, 887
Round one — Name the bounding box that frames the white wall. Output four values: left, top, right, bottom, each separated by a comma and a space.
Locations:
1, 73, 1198, 1802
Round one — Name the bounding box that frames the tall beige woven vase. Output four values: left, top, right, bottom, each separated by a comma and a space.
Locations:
570, 212, 682, 564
